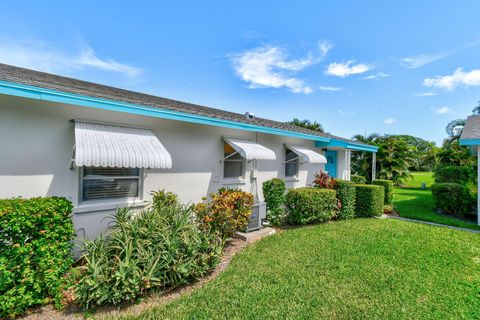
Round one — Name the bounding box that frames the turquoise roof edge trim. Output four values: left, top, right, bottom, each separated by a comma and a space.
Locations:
0, 80, 331, 143
459, 138, 480, 146
315, 140, 378, 152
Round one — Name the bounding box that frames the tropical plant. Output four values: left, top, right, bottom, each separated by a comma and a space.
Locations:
194, 188, 254, 240
437, 139, 475, 167
375, 136, 415, 185
312, 171, 336, 189
351, 133, 379, 181
75, 204, 222, 309
288, 118, 325, 133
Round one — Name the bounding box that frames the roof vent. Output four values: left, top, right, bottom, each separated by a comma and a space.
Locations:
245, 112, 255, 120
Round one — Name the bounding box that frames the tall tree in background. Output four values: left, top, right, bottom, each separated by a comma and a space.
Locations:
375, 136, 415, 185
351, 133, 379, 181
288, 118, 325, 133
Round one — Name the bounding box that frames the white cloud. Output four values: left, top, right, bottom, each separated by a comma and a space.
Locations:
0, 38, 142, 78
384, 117, 396, 125
319, 86, 342, 91
231, 40, 331, 94
401, 53, 446, 69
414, 92, 436, 97
325, 60, 372, 78
363, 72, 389, 80
424, 68, 480, 90
433, 106, 453, 114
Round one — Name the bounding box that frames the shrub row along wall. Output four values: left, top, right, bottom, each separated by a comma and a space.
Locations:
285, 188, 337, 225
0, 197, 75, 318
431, 183, 475, 218
262, 178, 286, 226
354, 184, 385, 217
372, 179, 394, 206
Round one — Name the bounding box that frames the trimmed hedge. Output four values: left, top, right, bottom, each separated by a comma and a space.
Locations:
285, 188, 337, 225
351, 175, 366, 184
433, 165, 474, 184
262, 178, 286, 226
0, 197, 75, 318
334, 180, 356, 219
431, 183, 475, 218
372, 179, 394, 206
354, 185, 385, 217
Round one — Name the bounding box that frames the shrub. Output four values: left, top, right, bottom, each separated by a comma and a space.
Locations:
195, 188, 254, 240
0, 197, 74, 318
351, 175, 366, 184
431, 183, 475, 218
151, 189, 180, 209
313, 171, 336, 189
372, 179, 394, 206
75, 205, 222, 309
285, 188, 337, 225
354, 185, 384, 217
433, 165, 474, 184
262, 178, 286, 226
383, 205, 395, 215
334, 180, 356, 220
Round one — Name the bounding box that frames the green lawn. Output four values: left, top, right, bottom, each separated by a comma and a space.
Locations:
112, 219, 480, 320
394, 172, 480, 231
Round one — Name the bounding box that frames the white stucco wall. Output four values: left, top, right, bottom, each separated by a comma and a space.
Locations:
0, 95, 350, 239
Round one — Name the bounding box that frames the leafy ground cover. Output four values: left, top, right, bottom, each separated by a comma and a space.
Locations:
112, 219, 480, 320
394, 172, 480, 231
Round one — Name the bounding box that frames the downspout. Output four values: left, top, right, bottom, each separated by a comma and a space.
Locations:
372, 152, 377, 181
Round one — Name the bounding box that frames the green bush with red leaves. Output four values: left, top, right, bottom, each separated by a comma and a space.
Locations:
0, 197, 74, 318
195, 188, 254, 240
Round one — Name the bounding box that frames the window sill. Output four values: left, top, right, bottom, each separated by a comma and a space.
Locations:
223, 178, 247, 185
73, 200, 148, 214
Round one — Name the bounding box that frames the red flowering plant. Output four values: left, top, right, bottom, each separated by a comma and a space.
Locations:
194, 188, 254, 241
313, 171, 336, 189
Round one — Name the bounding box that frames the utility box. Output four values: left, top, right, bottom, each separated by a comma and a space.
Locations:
246, 202, 266, 232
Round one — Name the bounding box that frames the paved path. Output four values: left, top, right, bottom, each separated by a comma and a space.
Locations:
380, 215, 480, 234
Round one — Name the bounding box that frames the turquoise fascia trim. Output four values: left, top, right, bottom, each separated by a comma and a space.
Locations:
459, 138, 480, 146
0, 80, 331, 142
315, 140, 378, 152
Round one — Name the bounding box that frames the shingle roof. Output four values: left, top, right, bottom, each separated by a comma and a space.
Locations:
460, 115, 480, 140
0, 63, 368, 147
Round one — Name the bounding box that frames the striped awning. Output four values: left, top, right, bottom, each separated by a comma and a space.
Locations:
287, 145, 327, 164
224, 138, 276, 160
74, 120, 172, 169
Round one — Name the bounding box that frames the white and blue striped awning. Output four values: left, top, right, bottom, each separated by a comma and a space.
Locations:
286, 145, 327, 164
74, 120, 172, 169
224, 138, 276, 160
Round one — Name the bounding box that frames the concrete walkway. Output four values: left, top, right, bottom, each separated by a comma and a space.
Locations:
380, 214, 480, 234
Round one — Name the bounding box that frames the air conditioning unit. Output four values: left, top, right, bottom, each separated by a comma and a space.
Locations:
246, 202, 267, 232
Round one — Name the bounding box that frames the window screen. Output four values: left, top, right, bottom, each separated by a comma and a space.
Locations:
285, 149, 299, 177
224, 142, 244, 179
81, 167, 141, 201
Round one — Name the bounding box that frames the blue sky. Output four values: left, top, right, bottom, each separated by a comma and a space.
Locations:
1, 1, 480, 145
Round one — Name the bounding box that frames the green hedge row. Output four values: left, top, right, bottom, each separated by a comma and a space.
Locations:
431, 183, 475, 218
351, 175, 366, 184
262, 178, 286, 226
0, 197, 75, 318
285, 188, 337, 225
354, 184, 385, 217
433, 165, 474, 185
334, 180, 356, 219
372, 179, 394, 206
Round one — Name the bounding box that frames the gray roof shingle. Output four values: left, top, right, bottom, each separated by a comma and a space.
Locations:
0, 63, 369, 147
461, 115, 480, 140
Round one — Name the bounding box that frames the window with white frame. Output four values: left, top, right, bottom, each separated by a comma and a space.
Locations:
80, 167, 141, 201
223, 142, 244, 179
285, 148, 299, 178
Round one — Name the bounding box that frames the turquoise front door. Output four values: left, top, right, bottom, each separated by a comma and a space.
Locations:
325, 150, 337, 178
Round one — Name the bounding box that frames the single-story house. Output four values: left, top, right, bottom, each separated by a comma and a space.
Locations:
459, 115, 480, 225
0, 63, 378, 239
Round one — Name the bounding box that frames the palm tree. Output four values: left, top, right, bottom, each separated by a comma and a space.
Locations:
288, 118, 325, 133
351, 133, 380, 180
472, 101, 480, 115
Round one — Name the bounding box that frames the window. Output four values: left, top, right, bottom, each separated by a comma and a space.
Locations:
223, 142, 244, 179
80, 167, 141, 201
285, 148, 299, 177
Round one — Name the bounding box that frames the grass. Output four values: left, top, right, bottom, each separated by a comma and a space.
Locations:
113, 219, 480, 320
394, 172, 480, 231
